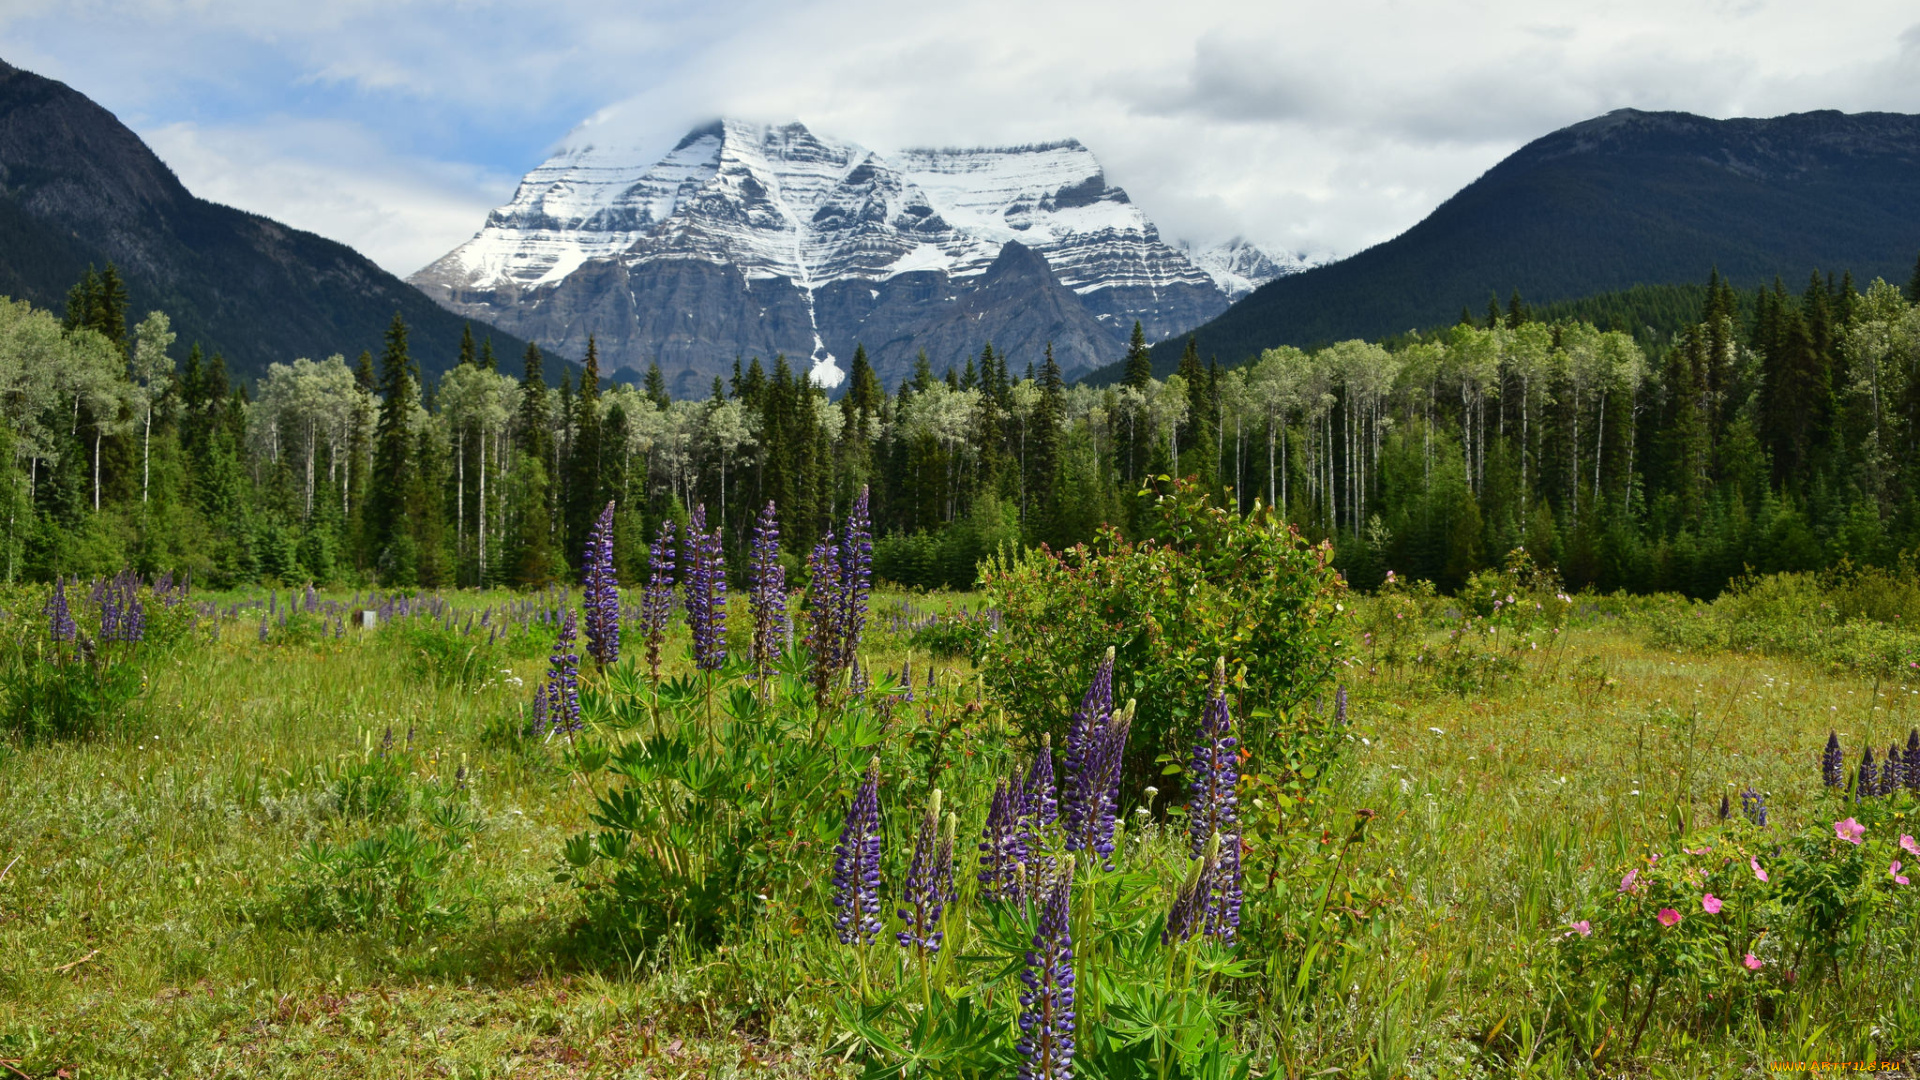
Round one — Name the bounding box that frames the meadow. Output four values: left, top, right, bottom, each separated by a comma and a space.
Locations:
3, 530, 1920, 1077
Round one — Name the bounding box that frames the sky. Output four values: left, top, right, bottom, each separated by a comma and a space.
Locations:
6, 0, 1918, 278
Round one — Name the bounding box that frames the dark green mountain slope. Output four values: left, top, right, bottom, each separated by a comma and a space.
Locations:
1097, 108, 1920, 381
0, 58, 558, 383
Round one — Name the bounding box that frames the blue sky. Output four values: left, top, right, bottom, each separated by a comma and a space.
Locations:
7, 1, 1918, 276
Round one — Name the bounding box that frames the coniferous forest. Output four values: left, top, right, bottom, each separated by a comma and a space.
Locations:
5, 261, 1920, 598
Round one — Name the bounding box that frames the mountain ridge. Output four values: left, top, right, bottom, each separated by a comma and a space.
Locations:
411, 118, 1277, 390
0, 57, 556, 385
1111, 107, 1920, 380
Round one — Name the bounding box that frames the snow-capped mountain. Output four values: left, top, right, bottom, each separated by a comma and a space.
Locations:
1181, 238, 1332, 302
410, 120, 1233, 391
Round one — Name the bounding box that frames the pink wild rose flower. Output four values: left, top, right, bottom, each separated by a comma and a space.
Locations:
1834, 818, 1866, 845
1892, 861, 1911, 886
1657, 908, 1682, 927
1619, 869, 1640, 893
1701, 893, 1723, 914
1744, 953, 1763, 971
1750, 857, 1768, 883
1901, 834, 1920, 858
1569, 920, 1591, 937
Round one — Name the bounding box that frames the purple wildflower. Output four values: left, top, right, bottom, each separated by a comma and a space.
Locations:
1885, 744, 1902, 798
45, 577, 76, 643
1859, 746, 1877, 801
642, 522, 676, 681
1165, 834, 1220, 945
582, 501, 620, 667
1740, 788, 1768, 827
748, 501, 788, 681
1024, 735, 1059, 830
1909, 729, 1920, 795
1060, 649, 1115, 847
1188, 658, 1243, 940
1017, 857, 1076, 1080
1335, 684, 1347, 724
536, 610, 582, 736
805, 489, 875, 703
832, 757, 884, 946
979, 779, 1028, 903
680, 506, 727, 672
1823, 731, 1844, 789
897, 790, 955, 955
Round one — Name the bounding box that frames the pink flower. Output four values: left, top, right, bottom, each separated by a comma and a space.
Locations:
1834, 817, 1866, 845
1701, 893, 1723, 914
1619, 869, 1640, 893
1657, 908, 1682, 927
1743, 953, 1763, 971
1892, 861, 1911, 886
1750, 857, 1768, 883
1569, 920, 1591, 937
1902, 834, 1920, 858
1685, 846, 1712, 856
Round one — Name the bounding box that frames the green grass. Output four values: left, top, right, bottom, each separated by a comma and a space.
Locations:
1, 588, 1917, 1077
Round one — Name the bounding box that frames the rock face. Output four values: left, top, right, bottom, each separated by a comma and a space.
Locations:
410, 120, 1233, 389
0, 57, 545, 384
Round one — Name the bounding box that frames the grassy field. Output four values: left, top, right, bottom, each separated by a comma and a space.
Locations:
2, 586, 1917, 1077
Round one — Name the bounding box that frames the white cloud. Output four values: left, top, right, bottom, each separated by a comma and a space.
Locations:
11, 0, 1920, 272
142, 119, 517, 275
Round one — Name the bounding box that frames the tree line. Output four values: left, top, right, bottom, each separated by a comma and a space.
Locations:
5, 260, 1920, 596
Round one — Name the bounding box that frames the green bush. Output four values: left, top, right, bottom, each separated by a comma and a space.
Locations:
1, 650, 144, 741
978, 479, 1348, 799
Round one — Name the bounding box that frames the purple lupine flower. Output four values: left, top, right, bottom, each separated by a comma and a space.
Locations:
897, 790, 955, 955
1334, 684, 1347, 724
258, 613, 270, 643
530, 682, 551, 738
581, 501, 620, 667
1078, 701, 1132, 869
835, 487, 873, 673
1858, 746, 1877, 801
1017, 856, 1076, 1080
641, 522, 676, 681
1188, 658, 1243, 940
1885, 744, 1903, 798
1908, 729, 1920, 795
1740, 788, 1768, 827
45, 577, 76, 643
1165, 834, 1220, 945
849, 658, 869, 697
1024, 735, 1059, 830
537, 610, 582, 736
832, 757, 884, 946
101, 571, 144, 644
979, 778, 1027, 903
680, 506, 728, 672
901, 655, 914, 704
1060, 649, 1115, 847
1823, 731, 1844, 789
806, 532, 841, 704
748, 501, 787, 681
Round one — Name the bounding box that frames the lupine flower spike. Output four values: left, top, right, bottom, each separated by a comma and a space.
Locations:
1858, 746, 1877, 801
536, 610, 582, 737
1017, 856, 1076, 1080
1061, 650, 1115, 851
832, 757, 884, 947
641, 523, 676, 681
898, 790, 955, 956
581, 501, 620, 667
1908, 729, 1920, 795
979, 779, 1026, 902
681, 506, 728, 671
1822, 731, 1844, 789
1189, 657, 1243, 940
748, 501, 788, 683
45, 577, 75, 643
1165, 833, 1221, 944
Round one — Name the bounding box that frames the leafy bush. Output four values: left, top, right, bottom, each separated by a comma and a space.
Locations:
1, 650, 144, 741
560, 665, 881, 949
1639, 563, 1920, 677
978, 479, 1348, 797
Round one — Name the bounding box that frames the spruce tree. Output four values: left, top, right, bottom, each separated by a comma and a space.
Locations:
1507, 290, 1527, 328
367, 313, 419, 583
1122, 321, 1152, 388
644, 361, 669, 407
565, 337, 606, 570
458, 323, 476, 367
1908, 252, 1920, 304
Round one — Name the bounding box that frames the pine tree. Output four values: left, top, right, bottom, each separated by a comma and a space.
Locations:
480, 335, 497, 371
1122, 321, 1152, 388
458, 324, 476, 368
644, 361, 669, 408
563, 338, 606, 570
1908, 251, 1920, 304
1506, 290, 1527, 328
367, 313, 419, 583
